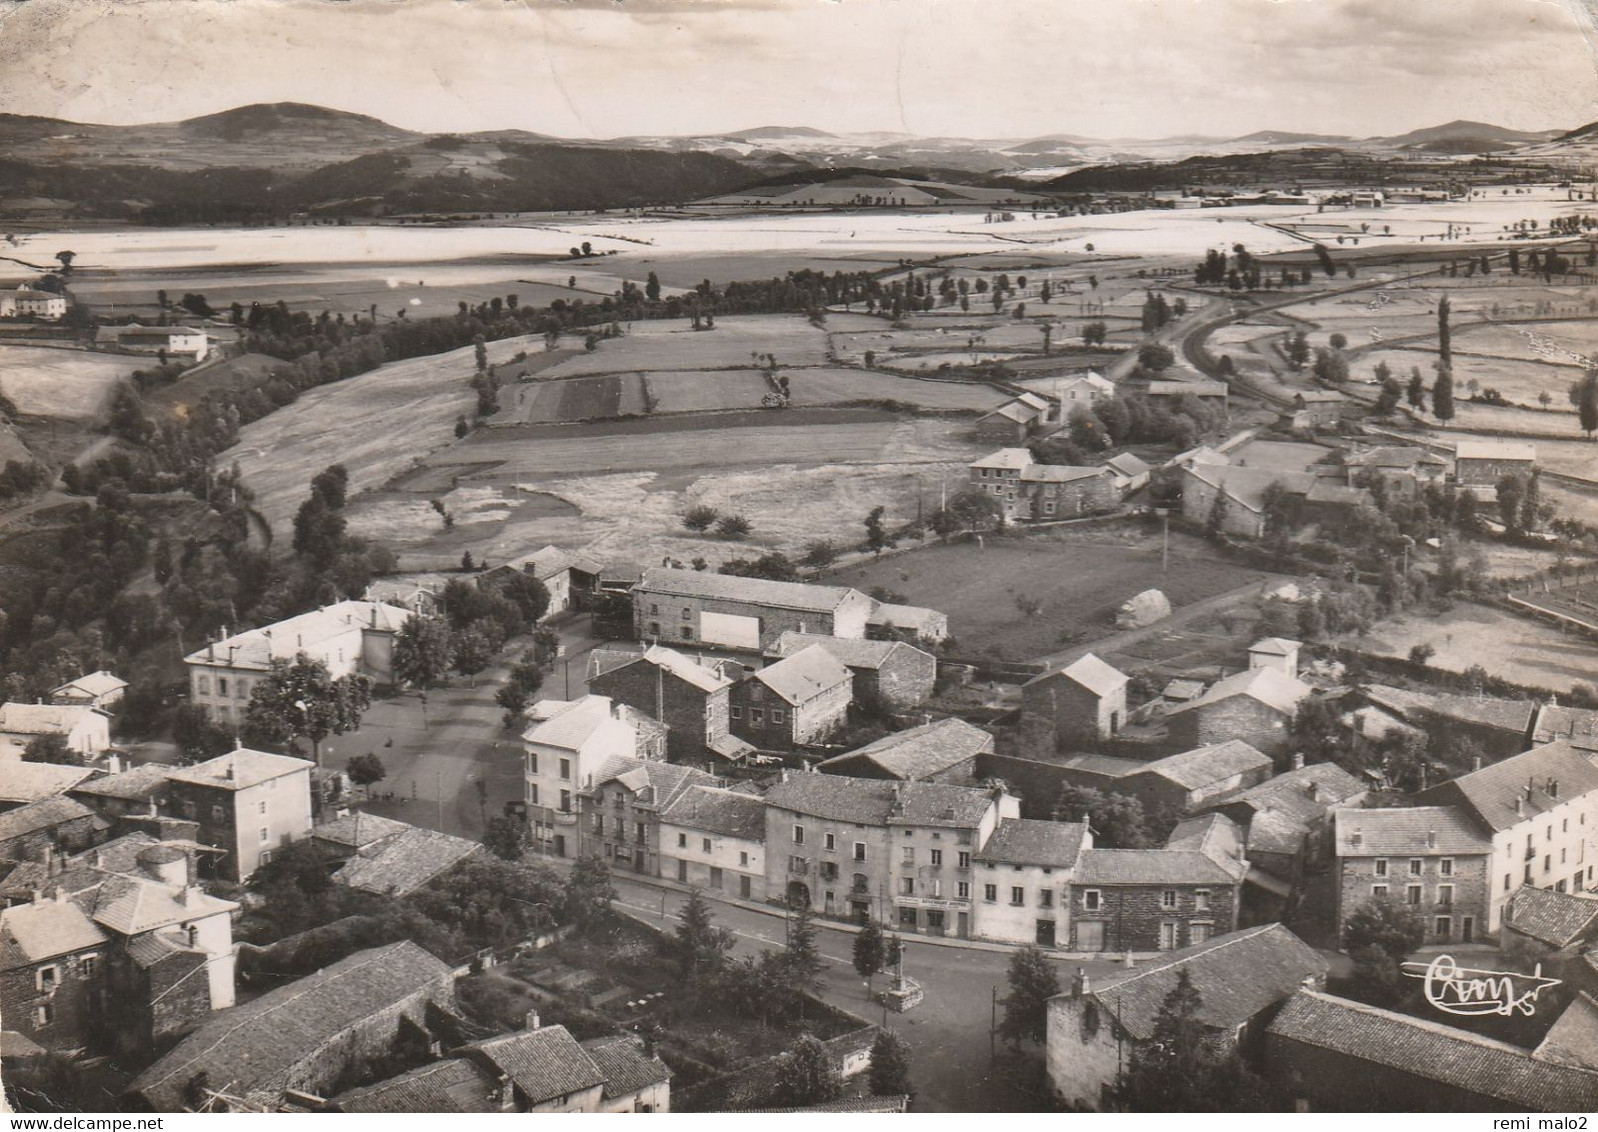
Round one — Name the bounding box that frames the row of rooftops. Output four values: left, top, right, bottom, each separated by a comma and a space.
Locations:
632, 566, 944, 634
184, 600, 412, 670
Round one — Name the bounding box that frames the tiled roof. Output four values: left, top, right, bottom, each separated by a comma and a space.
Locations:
1333, 805, 1491, 857
468, 1026, 606, 1105
1345, 446, 1448, 470
1020, 464, 1107, 484
312, 810, 412, 850
970, 448, 1034, 470
817, 718, 992, 780
1362, 684, 1535, 736
1133, 740, 1273, 791
1183, 464, 1316, 513
1243, 808, 1305, 856
1208, 762, 1366, 826
1106, 453, 1152, 477
182, 600, 411, 668
1058, 753, 1146, 777
979, 401, 1039, 425
1072, 848, 1242, 886
1167, 668, 1310, 719
866, 603, 945, 634
1165, 812, 1248, 877
1085, 924, 1327, 1041
769, 632, 918, 670
1534, 702, 1598, 745
133, 941, 456, 1110
165, 747, 313, 792
0, 702, 106, 736
1456, 440, 1536, 462
68, 763, 173, 802
50, 671, 128, 699
1416, 740, 1598, 832
975, 819, 1088, 868
1505, 886, 1598, 948
91, 872, 235, 935
637, 645, 734, 692
0, 758, 95, 804
1028, 652, 1127, 696
0, 796, 95, 843
589, 756, 715, 810
763, 773, 996, 828
660, 785, 767, 842
333, 1058, 498, 1113
522, 696, 626, 752
1536, 994, 1598, 1072
752, 645, 851, 704
1249, 637, 1301, 656
1268, 989, 1598, 1111
0, 898, 109, 969
634, 568, 859, 613
0, 1030, 45, 1058
580, 1034, 672, 1099
334, 825, 481, 897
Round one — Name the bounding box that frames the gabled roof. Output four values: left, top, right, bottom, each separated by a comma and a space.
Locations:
580, 1034, 672, 1099
334, 825, 481, 897
659, 784, 767, 842
165, 747, 313, 792
89, 873, 235, 936
1456, 440, 1536, 462
0, 796, 96, 843
866, 603, 945, 635
978, 401, 1040, 425
634, 568, 861, 614
1305, 481, 1373, 507
1533, 702, 1598, 745
1027, 652, 1127, 696
594, 645, 732, 694
751, 645, 851, 705
333, 1058, 498, 1114
69, 762, 173, 802
1344, 446, 1449, 470
1209, 762, 1366, 826
1083, 924, 1327, 1041
588, 756, 715, 811
769, 632, 921, 671
125, 929, 203, 970
50, 671, 128, 700
1072, 848, 1244, 886
1105, 453, 1152, 477
969, 448, 1034, 471
182, 600, 412, 668
1416, 740, 1598, 832
0, 758, 95, 804
0, 898, 109, 969
975, 819, 1088, 868
1015, 392, 1051, 411
312, 810, 411, 850
816, 717, 993, 780
1361, 683, 1535, 736
1249, 637, 1301, 656
467, 1026, 606, 1105
1182, 465, 1316, 513
133, 941, 455, 1111
1268, 989, 1598, 1112
1019, 464, 1108, 484
1294, 389, 1347, 404
522, 695, 627, 751
763, 774, 998, 828
1505, 886, 1598, 949
0, 702, 107, 736
1537, 994, 1598, 1072
1332, 805, 1491, 857
1166, 668, 1311, 719
1165, 812, 1247, 876
1133, 740, 1273, 791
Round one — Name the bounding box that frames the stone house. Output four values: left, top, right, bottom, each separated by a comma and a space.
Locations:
1113, 740, 1275, 817
968, 447, 1035, 508
0, 703, 112, 760
1339, 445, 1450, 499
522, 694, 664, 858
1247, 637, 1301, 678
1165, 667, 1312, 757
1415, 739, 1598, 933
1105, 452, 1152, 496
866, 602, 948, 646
476, 545, 603, 617
658, 784, 767, 901
1013, 465, 1119, 522
577, 756, 718, 878
728, 645, 852, 752
1046, 923, 1327, 1109
768, 632, 935, 712
1453, 440, 1536, 492
1501, 885, 1598, 960
130, 940, 458, 1112
1331, 805, 1493, 947
588, 646, 736, 764
1359, 683, 1536, 761
974, 399, 1049, 445
1179, 465, 1315, 539
332, 825, 482, 899
1021, 652, 1129, 750
68, 764, 175, 823
164, 748, 314, 882
0, 798, 105, 863
1292, 389, 1347, 426
1065, 843, 1246, 953
49, 671, 129, 711
632, 568, 875, 653
972, 819, 1090, 947
815, 717, 994, 783
0, 761, 95, 813
1203, 760, 1367, 881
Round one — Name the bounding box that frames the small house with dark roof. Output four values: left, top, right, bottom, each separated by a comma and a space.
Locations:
1047, 923, 1327, 1108
1114, 739, 1275, 816
0, 796, 104, 862
333, 823, 482, 898
1331, 806, 1492, 947
1165, 667, 1312, 756
729, 644, 852, 752
48, 671, 128, 711
1179, 464, 1316, 538
1415, 739, 1598, 933
972, 819, 1090, 946
1266, 988, 1598, 1112
815, 717, 994, 783
1204, 761, 1367, 879
1066, 838, 1247, 953
1105, 452, 1152, 495
1359, 683, 1536, 759
1502, 885, 1598, 958
762, 772, 1017, 934
768, 631, 934, 710
578, 756, 718, 879
0, 760, 95, 813
1535, 993, 1598, 1073
658, 784, 768, 901
68, 763, 173, 822
1021, 652, 1129, 749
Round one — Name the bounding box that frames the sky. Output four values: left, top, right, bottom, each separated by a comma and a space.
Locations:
1, 0, 1596, 141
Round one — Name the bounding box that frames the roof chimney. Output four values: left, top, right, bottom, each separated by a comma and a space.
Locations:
525, 1010, 541, 1032
1073, 967, 1091, 999
1515, 795, 1526, 816
1291, 751, 1304, 770
1349, 830, 1362, 847
1426, 830, 1437, 849
1548, 778, 1559, 799
225, 762, 236, 781
1472, 755, 1483, 772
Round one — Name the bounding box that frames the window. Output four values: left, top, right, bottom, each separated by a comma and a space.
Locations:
1010, 886, 1025, 906
930, 849, 943, 867
1407, 884, 1422, 905
958, 851, 971, 869
901, 877, 915, 895
79, 955, 96, 979
1546, 855, 1553, 873
211, 804, 225, 824
196, 676, 211, 696
1159, 922, 1178, 950
789, 855, 806, 873
984, 884, 998, 903
740, 851, 749, 867
1160, 889, 1177, 910
821, 862, 839, 881
1438, 884, 1454, 907
529, 785, 539, 804
929, 879, 942, 898
1043, 501, 1056, 515
217, 677, 229, 697
702, 837, 712, 853
853, 842, 867, 862
1408, 858, 1422, 877
1505, 873, 1512, 892
259, 850, 272, 865
957, 881, 970, 899
677, 833, 687, 848
730, 706, 742, 720
559, 789, 571, 812
903, 847, 915, 865
528, 753, 539, 775
682, 608, 691, 620
33, 1004, 50, 1028
1373, 884, 1388, 898
1039, 890, 1054, 908
559, 758, 571, 780
751, 708, 764, 725
1083, 889, 1102, 911
680, 627, 693, 640
1435, 915, 1452, 938
825, 833, 836, 851
37, 966, 58, 992
1194, 889, 1210, 911
771, 708, 785, 725
594, 815, 605, 836
1190, 924, 1210, 945
793, 824, 805, 845
259, 826, 270, 844
1374, 859, 1388, 877
1440, 858, 1454, 877
650, 604, 659, 615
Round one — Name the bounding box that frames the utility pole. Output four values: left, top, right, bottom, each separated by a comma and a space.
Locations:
990, 984, 998, 1060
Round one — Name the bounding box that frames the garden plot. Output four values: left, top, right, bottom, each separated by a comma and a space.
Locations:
0, 346, 135, 421
645, 369, 773, 413
538, 315, 831, 378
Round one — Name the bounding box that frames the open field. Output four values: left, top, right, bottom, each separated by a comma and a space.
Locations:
142, 352, 286, 417
0, 345, 136, 421
783, 366, 998, 409
646, 369, 773, 413
221, 333, 537, 536
539, 315, 832, 377
1366, 346, 1578, 408
822, 524, 1266, 660
1342, 600, 1598, 694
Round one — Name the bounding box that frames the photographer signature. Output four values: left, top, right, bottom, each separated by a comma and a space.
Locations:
1399, 955, 1562, 1017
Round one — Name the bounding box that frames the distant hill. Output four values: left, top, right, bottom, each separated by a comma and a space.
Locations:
1231, 130, 1354, 145
1379, 119, 1557, 149
724, 125, 835, 140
